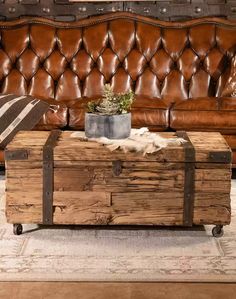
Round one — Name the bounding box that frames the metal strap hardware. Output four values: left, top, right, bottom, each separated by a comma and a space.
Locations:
209, 151, 232, 163
176, 131, 195, 227
42, 130, 61, 225
0, 2, 234, 21
4, 149, 28, 160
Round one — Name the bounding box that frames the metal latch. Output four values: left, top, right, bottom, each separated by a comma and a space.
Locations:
112, 160, 122, 176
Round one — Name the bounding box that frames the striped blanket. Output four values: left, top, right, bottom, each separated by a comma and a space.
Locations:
0, 94, 49, 149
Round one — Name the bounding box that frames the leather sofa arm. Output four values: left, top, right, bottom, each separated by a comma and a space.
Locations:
34, 98, 68, 130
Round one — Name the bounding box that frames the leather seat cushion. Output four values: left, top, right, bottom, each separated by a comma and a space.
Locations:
69, 96, 169, 131
34, 99, 68, 130
170, 97, 236, 134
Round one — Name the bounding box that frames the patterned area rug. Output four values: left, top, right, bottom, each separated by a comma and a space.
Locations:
0, 175, 236, 282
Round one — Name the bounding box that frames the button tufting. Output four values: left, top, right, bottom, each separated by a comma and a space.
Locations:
0, 18, 235, 105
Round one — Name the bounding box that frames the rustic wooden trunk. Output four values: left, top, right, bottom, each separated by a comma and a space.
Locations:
5, 131, 232, 231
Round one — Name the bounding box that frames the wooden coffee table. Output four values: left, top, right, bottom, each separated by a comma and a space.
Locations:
5, 130, 232, 237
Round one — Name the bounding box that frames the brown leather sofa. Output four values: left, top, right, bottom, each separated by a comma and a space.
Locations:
0, 12, 236, 165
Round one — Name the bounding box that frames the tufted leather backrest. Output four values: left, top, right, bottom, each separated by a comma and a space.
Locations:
0, 13, 235, 105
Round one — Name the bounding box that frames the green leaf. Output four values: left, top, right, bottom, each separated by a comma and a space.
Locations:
86, 84, 135, 115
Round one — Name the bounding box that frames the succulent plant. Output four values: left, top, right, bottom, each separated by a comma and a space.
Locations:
87, 84, 134, 115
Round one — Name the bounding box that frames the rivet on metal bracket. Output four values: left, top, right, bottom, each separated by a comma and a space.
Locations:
195, 7, 202, 13
8, 7, 16, 13
42, 7, 50, 13
78, 7, 86, 12
144, 7, 150, 14
159, 7, 167, 14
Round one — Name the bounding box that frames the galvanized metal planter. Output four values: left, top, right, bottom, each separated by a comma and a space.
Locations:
85, 113, 131, 139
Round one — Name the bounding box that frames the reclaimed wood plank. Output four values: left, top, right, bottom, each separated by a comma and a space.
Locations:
5, 131, 231, 163
5, 131, 232, 227
6, 167, 231, 193
6, 190, 231, 225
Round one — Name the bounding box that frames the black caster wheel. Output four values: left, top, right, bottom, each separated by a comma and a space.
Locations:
13, 224, 23, 235
212, 225, 224, 238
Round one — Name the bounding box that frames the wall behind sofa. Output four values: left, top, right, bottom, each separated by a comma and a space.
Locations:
0, 0, 235, 21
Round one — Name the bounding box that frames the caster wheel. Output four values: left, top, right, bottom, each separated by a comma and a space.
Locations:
212, 225, 224, 238
13, 224, 23, 235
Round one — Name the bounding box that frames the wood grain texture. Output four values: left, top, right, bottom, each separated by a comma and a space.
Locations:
5, 131, 231, 163
6, 190, 231, 225
5, 131, 232, 227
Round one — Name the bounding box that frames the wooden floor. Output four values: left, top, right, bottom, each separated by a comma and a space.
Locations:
0, 282, 236, 299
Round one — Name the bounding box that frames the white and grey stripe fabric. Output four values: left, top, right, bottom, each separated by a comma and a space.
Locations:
0, 94, 49, 149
